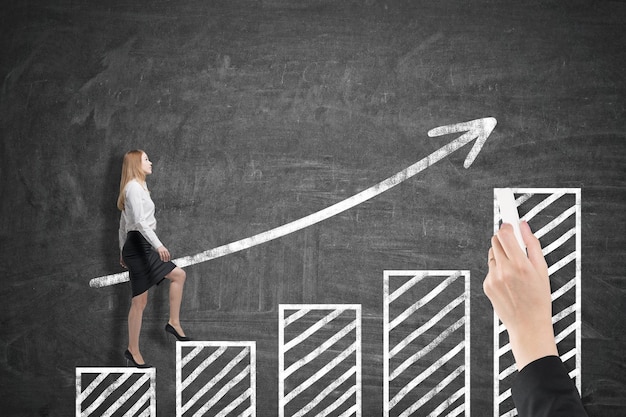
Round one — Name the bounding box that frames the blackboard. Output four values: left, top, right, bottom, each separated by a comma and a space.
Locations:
1, 0, 624, 416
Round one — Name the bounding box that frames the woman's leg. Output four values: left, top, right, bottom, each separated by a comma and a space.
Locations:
165, 267, 187, 336
128, 291, 148, 364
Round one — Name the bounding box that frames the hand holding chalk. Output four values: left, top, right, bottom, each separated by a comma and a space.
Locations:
484, 221, 557, 370
494, 188, 526, 253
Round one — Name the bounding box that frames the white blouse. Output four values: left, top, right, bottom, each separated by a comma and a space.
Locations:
118, 179, 164, 252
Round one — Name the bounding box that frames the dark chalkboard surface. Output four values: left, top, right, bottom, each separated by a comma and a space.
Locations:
1, 0, 624, 416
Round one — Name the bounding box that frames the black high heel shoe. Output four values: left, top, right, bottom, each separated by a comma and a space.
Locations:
165, 323, 192, 341
124, 350, 151, 368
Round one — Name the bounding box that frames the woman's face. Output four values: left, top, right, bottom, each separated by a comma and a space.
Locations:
141, 152, 152, 175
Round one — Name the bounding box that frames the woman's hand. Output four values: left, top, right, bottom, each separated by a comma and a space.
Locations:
156, 245, 171, 262
120, 255, 127, 269
483, 221, 558, 370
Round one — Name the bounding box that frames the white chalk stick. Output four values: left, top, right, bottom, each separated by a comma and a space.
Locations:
495, 188, 527, 253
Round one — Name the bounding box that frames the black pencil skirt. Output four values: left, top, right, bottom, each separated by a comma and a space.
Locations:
122, 231, 176, 297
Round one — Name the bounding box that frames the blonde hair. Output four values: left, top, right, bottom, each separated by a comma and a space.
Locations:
117, 149, 147, 211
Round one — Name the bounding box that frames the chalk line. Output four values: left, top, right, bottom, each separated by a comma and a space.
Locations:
90, 117, 497, 288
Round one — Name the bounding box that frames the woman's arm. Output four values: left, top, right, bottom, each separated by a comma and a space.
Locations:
483, 221, 587, 416
483, 221, 557, 369
118, 214, 127, 267
124, 181, 164, 250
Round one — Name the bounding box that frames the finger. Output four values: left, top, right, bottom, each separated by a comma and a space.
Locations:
482, 267, 500, 302
482, 271, 493, 298
520, 221, 547, 270
497, 223, 526, 260
485, 248, 497, 297
491, 232, 507, 263
487, 247, 496, 269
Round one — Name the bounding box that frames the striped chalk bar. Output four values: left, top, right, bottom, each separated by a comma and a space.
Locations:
279, 304, 362, 417
75, 367, 156, 417
493, 188, 582, 417
383, 270, 471, 417
176, 341, 256, 417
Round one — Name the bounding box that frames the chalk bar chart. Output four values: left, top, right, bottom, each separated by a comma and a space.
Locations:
176, 341, 256, 417
383, 271, 470, 417
278, 304, 362, 417
75, 188, 580, 417
493, 188, 582, 417
75, 367, 156, 417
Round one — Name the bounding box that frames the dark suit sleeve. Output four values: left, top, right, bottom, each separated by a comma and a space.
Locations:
512, 355, 588, 417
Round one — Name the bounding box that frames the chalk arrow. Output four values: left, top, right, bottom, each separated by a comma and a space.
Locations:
426, 117, 496, 169
90, 117, 497, 288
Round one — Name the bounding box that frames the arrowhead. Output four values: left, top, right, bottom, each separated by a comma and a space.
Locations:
427, 117, 497, 168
